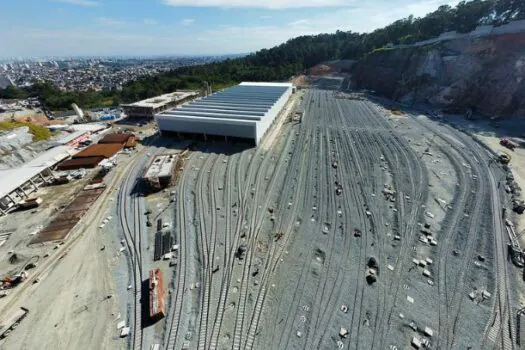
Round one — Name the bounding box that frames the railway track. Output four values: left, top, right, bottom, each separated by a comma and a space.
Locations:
338, 128, 374, 349
265, 124, 315, 349
232, 127, 296, 349
411, 117, 509, 349
196, 154, 218, 350
208, 152, 246, 350
164, 155, 192, 350
118, 159, 145, 350
307, 129, 354, 349
302, 129, 341, 350
455, 132, 516, 350
158, 88, 515, 350
270, 98, 332, 350
245, 92, 312, 348
207, 148, 259, 350
312, 127, 371, 349
352, 100, 429, 348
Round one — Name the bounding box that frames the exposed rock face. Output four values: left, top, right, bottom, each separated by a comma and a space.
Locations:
352, 33, 525, 117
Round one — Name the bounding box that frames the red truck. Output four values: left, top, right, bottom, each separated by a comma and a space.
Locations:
500, 138, 518, 151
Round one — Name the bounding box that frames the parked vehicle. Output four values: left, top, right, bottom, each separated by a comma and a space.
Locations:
500, 138, 518, 151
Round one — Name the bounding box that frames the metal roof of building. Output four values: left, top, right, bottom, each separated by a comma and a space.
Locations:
54, 130, 88, 145
69, 123, 108, 133
0, 146, 73, 197
157, 82, 292, 123
73, 143, 123, 159
98, 133, 132, 144
144, 154, 176, 179
56, 156, 105, 170
122, 91, 199, 109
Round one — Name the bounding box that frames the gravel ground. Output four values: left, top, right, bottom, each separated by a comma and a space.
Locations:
157, 86, 517, 350
0, 154, 134, 350
1, 86, 519, 350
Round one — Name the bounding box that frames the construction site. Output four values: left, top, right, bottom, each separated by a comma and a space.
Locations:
0, 78, 524, 350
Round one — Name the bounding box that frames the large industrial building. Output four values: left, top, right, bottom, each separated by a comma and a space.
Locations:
122, 91, 199, 119
154, 82, 293, 145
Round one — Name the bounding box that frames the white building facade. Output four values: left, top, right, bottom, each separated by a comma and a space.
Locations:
154, 82, 293, 145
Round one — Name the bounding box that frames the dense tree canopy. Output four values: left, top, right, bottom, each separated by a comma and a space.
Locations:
1, 0, 524, 110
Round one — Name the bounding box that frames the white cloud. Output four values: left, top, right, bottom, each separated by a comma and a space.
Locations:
162, 0, 346, 9
289, 19, 311, 27
143, 18, 158, 25
193, 0, 463, 51
97, 17, 125, 26
4, 0, 463, 57
54, 0, 99, 6
181, 18, 195, 26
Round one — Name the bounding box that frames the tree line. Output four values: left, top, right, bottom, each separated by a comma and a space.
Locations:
1, 0, 524, 110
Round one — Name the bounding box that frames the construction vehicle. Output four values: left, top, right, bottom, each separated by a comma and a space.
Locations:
236, 244, 248, 260
508, 244, 524, 267
1, 271, 28, 289
335, 181, 343, 196
499, 153, 511, 164
513, 200, 525, 214
366, 257, 379, 284
500, 138, 518, 151
18, 197, 42, 210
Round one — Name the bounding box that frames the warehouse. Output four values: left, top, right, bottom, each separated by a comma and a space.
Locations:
122, 91, 200, 119
154, 82, 293, 145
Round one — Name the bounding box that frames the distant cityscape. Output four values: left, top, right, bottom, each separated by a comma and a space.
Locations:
0, 55, 245, 92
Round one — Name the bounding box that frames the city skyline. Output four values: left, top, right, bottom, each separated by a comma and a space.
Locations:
2, 0, 461, 58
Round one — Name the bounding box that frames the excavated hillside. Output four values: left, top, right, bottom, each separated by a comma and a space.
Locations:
352, 32, 525, 117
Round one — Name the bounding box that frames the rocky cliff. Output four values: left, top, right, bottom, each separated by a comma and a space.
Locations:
352, 32, 525, 117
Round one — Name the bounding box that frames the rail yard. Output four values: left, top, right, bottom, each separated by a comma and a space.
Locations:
155, 87, 520, 349
0, 84, 523, 350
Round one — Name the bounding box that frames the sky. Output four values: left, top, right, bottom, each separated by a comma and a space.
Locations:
1, 0, 462, 58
